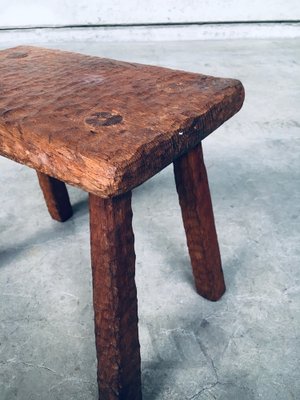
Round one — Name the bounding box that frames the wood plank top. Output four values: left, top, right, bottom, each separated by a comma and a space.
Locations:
0, 46, 244, 197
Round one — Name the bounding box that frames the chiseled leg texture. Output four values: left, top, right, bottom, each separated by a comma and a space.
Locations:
173, 142, 226, 301
37, 171, 73, 222
89, 192, 142, 400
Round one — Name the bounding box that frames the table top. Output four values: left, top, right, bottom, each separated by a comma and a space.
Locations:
0, 46, 244, 197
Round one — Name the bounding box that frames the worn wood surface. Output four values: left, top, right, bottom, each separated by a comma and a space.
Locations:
89, 192, 142, 400
174, 142, 226, 301
37, 171, 73, 222
0, 46, 244, 198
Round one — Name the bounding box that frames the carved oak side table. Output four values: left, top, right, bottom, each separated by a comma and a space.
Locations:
0, 46, 244, 400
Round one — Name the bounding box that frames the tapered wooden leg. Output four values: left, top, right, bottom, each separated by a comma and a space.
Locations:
173, 142, 226, 301
37, 171, 73, 222
89, 192, 142, 400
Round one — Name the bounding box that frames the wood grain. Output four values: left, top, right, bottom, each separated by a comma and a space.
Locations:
0, 46, 244, 198
89, 192, 142, 400
37, 171, 73, 222
174, 142, 225, 301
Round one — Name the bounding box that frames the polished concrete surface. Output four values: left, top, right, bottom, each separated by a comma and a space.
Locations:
0, 39, 299, 400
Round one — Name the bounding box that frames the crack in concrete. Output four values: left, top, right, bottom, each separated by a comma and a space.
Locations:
187, 382, 218, 400
196, 336, 219, 382
3, 359, 58, 375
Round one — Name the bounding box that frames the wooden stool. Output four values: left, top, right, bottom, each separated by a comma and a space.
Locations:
0, 46, 244, 400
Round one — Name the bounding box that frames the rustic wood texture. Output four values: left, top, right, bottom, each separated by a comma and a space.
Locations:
89, 192, 142, 400
37, 171, 73, 222
0, 46, 244, 198
174, 142, 226, 301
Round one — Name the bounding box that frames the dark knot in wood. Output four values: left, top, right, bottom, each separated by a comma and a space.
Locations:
6, 51, 28, 59
85, 112, 123, 127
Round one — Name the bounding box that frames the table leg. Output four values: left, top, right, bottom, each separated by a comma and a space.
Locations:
89, 192, 142, 400
37, 171, 73, 222
173, 142, 226, 301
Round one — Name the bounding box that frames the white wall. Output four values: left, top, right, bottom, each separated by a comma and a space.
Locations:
0, 0, 300, 29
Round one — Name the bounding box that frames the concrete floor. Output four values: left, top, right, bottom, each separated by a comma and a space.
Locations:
0, 39, 299, 400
